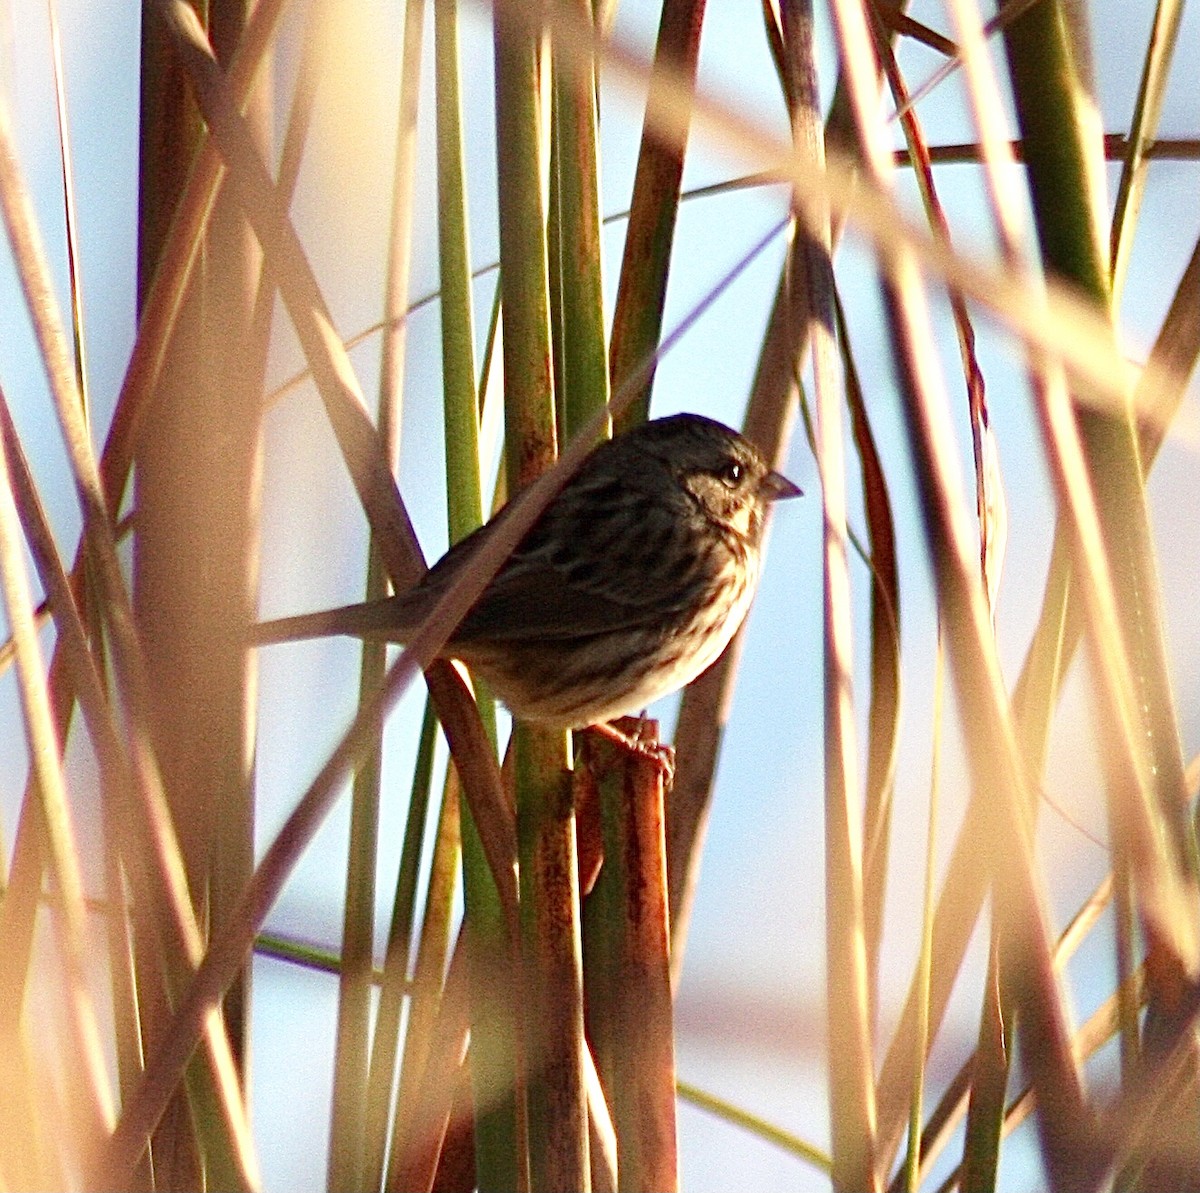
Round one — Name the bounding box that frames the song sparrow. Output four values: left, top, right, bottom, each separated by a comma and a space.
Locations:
255, 413, 800, 728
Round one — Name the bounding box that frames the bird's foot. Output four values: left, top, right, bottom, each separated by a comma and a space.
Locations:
586, 716, 675, 790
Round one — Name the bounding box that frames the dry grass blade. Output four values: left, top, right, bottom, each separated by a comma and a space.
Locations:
873, 17, 1004, 614
427, 1066, 478, 1192
586, 1051, 619, 1193
380, 757, 459, 1188
323, 0, 429, 1179
825, 3, 1092, 1156
156, 0, 422, 587
0, 395, 112, 1156
1000, 1, 1199, 1048
1110, 0, 1186, 297
541, 0, 1187, 439
1039, 371, 1199, 967
45, 0, 88, 420
98, 0, 287, 515
900, 633, 943, 1193
607, 0, 706, 430
379, 0, 426, 423
0, 99, 129, 614
386, 931, 473, 1192
308, 0, 392, 1182
946, 5, 1108, 1185
783, 4, 876, 1190
665, 243, 799, 981
838, 293, 902, 1017
99, 638, 513, 1183
896, 134, 1200, 168
5, 29, 266, 1172
1, 83, 264, 1184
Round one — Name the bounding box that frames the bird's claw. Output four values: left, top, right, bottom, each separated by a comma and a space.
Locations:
586, 717, 675, 790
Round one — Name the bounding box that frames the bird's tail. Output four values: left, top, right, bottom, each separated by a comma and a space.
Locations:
251, 596, 409, 646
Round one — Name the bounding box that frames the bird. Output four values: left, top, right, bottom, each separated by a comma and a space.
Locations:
253, 413, 801, 729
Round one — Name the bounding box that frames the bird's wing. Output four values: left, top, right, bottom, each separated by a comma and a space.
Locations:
451, 562, 651, 641
449, 475, 704, 643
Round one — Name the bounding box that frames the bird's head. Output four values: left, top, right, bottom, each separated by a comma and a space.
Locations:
640, 413, 802, 543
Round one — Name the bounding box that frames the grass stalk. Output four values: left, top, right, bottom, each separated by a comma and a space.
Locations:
494, 4, 589, 1187
606, 0, 705, 430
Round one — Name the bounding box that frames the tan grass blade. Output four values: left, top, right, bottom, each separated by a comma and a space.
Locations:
786, 4, 877, 1189
0, 389, 113, 1157
0, 88, 259, 1187
382, 760, 460, 1186
875, 21, 1005, 617
880, 257, 1092, 1187
900, 630, 944, 1193
99, 646, 515, 1184
1136, 232, 1200, 453
828, 10, 1091, 1160
275, 1, 397, 1184
875, 192, 1200, 1184
839, 295, 902, 1022
99, 0, 288, 514
1110, 0, 1186, 298
665, 247, 800, 982
543, 1, 1187, 442
1003, 0, 1199, 985
607, 0, 706, 429
386, 931, 473, 1191
45, 0, 88, 422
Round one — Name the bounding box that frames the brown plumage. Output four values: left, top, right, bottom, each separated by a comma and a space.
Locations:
254, 413, 800, 728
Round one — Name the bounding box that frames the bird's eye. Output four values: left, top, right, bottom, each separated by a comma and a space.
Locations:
718, 460, 744, 487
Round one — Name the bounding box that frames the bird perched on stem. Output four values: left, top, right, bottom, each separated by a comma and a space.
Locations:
254, 413, 800, 729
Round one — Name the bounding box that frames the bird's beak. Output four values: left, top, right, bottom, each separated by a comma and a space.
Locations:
761, 470, 803, 501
